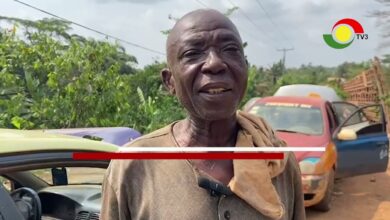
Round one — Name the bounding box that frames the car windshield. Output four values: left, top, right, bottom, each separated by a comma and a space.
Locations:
32, 167, 106, 185
249, 103, 324, 135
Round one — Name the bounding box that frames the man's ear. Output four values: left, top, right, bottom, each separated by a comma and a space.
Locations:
161, 68, 176, 95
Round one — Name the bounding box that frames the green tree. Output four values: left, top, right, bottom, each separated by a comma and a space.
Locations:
269, 60, 284, 85
241, 65, 269, 106
0, 17, 184, 133
369, 0, 390, 48
336, 61, 369, 79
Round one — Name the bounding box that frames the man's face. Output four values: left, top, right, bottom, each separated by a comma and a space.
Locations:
164, 10, 248, 121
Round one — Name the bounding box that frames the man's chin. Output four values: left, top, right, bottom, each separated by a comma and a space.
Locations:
196, 109, 237, 121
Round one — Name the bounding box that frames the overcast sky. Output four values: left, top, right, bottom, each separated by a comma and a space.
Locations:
1, 0, 389, 68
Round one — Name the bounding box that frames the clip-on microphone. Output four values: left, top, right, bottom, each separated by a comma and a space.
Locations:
198, 177, 233, 197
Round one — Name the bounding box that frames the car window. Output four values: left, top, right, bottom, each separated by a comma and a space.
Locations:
0, 176, 12, 191
332, 102, 364, 126
326, 104, 337, 132
341, 105, 385, 135
32, 167, 107, 185
249, 103, 324, 135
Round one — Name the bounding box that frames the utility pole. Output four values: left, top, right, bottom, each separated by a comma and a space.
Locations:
277, 47, 294, 74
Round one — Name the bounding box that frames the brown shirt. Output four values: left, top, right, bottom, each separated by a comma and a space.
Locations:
101, 123, 306, 220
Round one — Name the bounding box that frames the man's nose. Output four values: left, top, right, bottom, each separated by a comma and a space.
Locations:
201, 50, 227, 74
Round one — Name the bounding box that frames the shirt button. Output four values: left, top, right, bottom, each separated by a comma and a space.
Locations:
224, 210, 231, 219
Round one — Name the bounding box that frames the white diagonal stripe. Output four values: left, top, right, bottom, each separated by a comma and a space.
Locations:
119, 147, 325, 152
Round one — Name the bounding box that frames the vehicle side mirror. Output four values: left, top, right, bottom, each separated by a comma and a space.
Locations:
337, 128, 357, 141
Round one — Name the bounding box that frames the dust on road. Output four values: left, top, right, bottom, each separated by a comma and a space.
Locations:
306, 164, 390, 220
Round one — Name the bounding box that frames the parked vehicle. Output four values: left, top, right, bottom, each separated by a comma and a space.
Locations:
0, 129, 119, 220
274, 84, 343, 101
244, 89, 389, 211
45, 127, 142, 146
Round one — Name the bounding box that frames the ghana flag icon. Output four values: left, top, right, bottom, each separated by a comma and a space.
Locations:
323, 18, 367, 49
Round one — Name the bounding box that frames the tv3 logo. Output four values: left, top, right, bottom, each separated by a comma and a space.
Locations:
323, 18, 368, 49
356, 34, 368, 40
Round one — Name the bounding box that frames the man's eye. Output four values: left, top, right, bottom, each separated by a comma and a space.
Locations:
183, 50, 202, 58
223, 46, 240, 52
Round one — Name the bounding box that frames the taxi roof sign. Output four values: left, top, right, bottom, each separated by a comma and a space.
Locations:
308, 92, 321, 98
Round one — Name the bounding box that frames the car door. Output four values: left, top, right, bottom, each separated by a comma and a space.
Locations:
332, 103, 389, 178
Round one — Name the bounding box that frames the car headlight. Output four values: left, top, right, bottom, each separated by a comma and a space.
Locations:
299, 157, 320, 174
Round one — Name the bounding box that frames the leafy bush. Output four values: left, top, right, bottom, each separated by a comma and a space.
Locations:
0, 17, 185, 134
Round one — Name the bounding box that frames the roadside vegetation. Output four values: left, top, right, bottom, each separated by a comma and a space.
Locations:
0, 17, 389, 133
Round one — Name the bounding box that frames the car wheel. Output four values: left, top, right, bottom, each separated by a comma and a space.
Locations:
313, 169, 334, 212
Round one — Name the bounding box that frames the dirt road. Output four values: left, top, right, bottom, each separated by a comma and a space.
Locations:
306, 164, 390, 220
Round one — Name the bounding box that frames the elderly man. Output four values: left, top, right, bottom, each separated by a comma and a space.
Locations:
101, 9, 305, 220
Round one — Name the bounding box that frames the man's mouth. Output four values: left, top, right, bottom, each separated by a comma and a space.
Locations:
202, 88, 231, 94
198, 83, 233, 95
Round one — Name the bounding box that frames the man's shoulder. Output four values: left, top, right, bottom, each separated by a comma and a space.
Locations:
286, 152, 300, 171
280, 152, 301, 180
124, 122, 177, 147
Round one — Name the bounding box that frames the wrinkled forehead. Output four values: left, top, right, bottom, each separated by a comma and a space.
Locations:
166, 10, 242, 61
178, 28, 241, 48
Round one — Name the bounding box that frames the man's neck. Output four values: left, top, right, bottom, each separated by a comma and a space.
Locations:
173, 114, 238, 147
